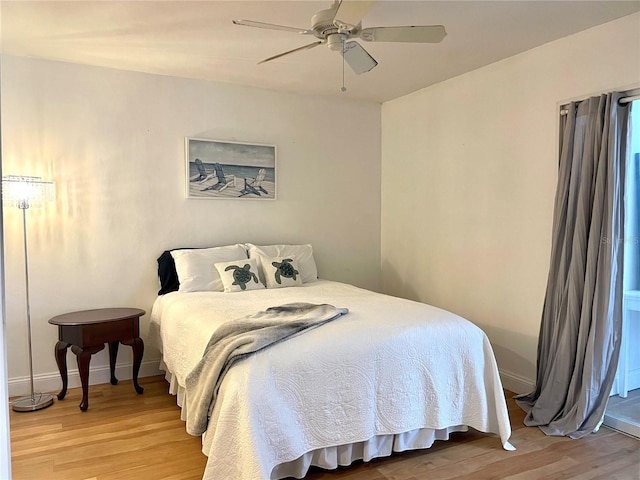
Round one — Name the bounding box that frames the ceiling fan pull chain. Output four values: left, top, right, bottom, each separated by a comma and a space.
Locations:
341, 39, 347, 92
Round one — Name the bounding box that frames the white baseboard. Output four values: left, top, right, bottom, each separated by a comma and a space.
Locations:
10, 362, 533, 401
499, 369, 535, 395
8, 361, 162, 397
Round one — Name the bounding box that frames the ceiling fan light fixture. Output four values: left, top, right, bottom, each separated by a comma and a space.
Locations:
327, 33, 347, 51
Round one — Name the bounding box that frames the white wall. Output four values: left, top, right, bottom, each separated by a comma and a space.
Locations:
1, 56, 381, 394
0, 113, 12, 480
381, 13, 640, 393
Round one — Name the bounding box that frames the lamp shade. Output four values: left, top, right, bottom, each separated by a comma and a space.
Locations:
2, 175, 54, 209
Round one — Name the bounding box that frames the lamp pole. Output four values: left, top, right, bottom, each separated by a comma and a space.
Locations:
21, 202, 37, 404
5, 177, 54, 412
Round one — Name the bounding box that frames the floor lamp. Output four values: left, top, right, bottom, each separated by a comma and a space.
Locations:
2, 175, 55, 412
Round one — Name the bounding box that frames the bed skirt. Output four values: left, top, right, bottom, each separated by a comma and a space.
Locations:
161, 363, 469, 480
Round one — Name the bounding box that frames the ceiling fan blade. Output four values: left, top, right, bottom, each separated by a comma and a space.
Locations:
333, 0, 375, 31
258, 41, 323, 64
360, 25, 447, 43
232, 19, 314, 35
342, 41, 377, 74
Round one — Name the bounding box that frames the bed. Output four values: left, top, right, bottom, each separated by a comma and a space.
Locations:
148, 243, 514, 480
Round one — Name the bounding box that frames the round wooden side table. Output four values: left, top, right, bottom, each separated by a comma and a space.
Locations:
49, 307, 145, 411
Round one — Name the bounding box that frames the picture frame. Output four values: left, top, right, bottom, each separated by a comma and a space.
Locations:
186, 137, 276, 200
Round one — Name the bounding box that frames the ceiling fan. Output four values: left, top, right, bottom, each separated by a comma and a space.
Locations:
232, 0, 446, 75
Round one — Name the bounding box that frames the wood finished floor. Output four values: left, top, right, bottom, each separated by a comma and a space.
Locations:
9, 375, 640, 480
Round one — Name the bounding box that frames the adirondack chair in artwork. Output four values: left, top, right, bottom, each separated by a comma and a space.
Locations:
189, 158, 208, 182
239, 168, 268, 197
202, 163, 236, 192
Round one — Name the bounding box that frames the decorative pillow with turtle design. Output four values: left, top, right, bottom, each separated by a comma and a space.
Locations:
259, 256, 303, 289
214, 258, 265, 293
246, 243, 318, 284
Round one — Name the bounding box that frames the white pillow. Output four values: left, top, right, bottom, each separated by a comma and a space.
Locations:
247, 243, 318, 284
171, 244, 248, 292
259, 257, 303, 289
215, 258, 265, 292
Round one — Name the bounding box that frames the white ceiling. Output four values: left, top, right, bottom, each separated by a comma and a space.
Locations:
2, 1, 639, 103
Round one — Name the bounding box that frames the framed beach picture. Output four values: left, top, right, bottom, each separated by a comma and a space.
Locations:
186, 138, 276, 200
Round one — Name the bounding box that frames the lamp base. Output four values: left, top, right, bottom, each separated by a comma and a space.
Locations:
12, 392, 54, 412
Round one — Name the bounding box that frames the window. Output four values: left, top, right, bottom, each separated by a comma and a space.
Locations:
606, 98, 640, 439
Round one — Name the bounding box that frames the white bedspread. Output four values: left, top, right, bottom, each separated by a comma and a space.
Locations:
149, 280, 513, 480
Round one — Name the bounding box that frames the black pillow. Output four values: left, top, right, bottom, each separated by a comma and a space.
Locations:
157, 250, 180, 295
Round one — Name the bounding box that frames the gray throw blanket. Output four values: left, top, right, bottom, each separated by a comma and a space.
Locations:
184, 302, 349, 436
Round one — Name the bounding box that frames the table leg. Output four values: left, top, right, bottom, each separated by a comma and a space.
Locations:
122, 337, 144, 394
71, 344, 104, 411
108, 341, 119, 385
54, 341, 70, 400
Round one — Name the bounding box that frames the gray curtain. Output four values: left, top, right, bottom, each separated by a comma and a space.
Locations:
516, 92, 630, 438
